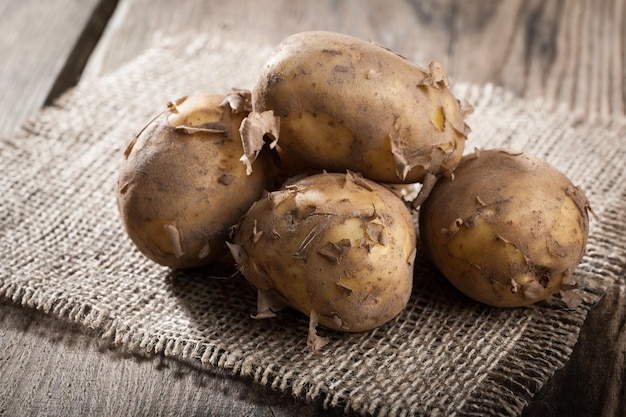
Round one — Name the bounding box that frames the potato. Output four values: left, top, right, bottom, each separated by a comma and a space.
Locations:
240, 31, 471, 191
419, 149, 592, 307
228, 172, 416, 349
117, 92, 274, 268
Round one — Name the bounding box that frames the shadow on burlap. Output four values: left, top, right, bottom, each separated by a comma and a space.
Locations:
1, 34, 625, 417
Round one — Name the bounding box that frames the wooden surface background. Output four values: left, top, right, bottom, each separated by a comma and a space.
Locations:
0, 0, 624, 415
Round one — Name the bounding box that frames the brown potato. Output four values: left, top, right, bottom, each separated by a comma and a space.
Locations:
419, 149, 592, 307
228, 172, 416, 349
240, 31, 471, 192
117, 92, 275, 268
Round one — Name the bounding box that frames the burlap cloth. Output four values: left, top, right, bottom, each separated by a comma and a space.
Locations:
1, 34, 625, 417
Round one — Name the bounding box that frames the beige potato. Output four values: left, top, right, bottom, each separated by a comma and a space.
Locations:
117, 92, 274, 268
240, 31, 471, 193
229, 172, 416, 349
419, 149, 592, 307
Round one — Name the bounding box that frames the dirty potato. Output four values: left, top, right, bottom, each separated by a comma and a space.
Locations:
240, 31, 471, 197
229, 172, 417, 349
117, 92, 274, 268
419, 149, 592, 307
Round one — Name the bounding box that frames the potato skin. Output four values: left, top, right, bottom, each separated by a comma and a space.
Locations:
419, 149, 591, 307
244, 31, 470, 184
231, 172, 417, 332
117, 93, 273, 268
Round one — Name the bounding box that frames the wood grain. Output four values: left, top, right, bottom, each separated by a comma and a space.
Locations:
0, 0, 624, 416
0, 0, 107, 136
0, 301, 341, 417
523, 283, 626, 417
82, 0, 626, 118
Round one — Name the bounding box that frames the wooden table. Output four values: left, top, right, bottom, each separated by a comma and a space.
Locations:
1, 1, 624, 415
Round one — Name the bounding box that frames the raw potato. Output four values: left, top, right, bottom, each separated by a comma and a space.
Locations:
117, 92, 274, 268
229, 172, 417, 349
240, 31, 471, 192
419, 149, 592, 307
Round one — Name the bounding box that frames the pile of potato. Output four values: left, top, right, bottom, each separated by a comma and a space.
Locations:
117, 31, 592, 350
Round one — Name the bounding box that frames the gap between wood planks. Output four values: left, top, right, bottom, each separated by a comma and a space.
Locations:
44, 0, 119, 106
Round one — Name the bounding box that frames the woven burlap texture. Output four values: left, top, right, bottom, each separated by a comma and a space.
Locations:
1, 34, 625, 417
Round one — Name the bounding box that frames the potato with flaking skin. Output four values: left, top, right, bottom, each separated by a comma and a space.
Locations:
419, 148, 592, 307
117, 92, 275, 269
240, 31, 471, 203
228, 172, 417, 350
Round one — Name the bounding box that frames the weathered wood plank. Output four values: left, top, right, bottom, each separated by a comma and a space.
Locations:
43, 0, 119, 106
523, 283, 626, 417
0, 300, 341, 416
81, 0, 626, 119
0, 0, 111, 136
80, 0, 464, 81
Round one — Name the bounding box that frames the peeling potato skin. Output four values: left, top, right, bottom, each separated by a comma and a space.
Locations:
117, 93, 274, 268
231, 172, 417, 332
248, 31, 470, 184
419, 149, 591, 307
